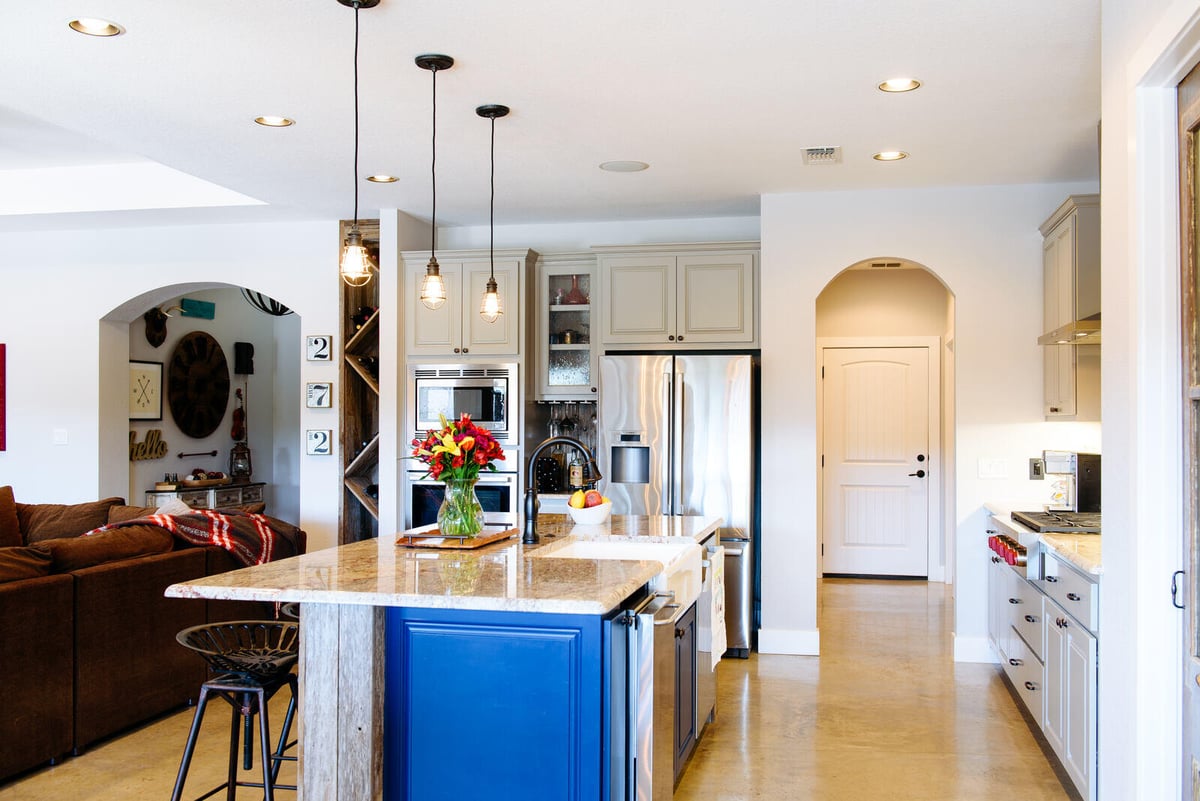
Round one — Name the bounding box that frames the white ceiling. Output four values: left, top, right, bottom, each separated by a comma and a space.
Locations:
0, 1, 1101, 232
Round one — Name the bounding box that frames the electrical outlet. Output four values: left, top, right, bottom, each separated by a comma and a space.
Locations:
1029, 458, 1044, 480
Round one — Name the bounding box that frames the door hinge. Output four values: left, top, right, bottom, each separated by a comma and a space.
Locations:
821, 543, 824, 556
821, 455, 824, 467
821, 366, 825, 378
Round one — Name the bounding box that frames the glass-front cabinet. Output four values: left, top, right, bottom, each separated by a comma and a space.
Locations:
536, 256, 598, 400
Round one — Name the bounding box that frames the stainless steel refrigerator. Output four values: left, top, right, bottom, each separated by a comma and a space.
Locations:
598, 354, 756, 658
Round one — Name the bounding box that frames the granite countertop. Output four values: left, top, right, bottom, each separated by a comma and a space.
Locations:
164, 513, 722, 615
985, 504, 1102, 576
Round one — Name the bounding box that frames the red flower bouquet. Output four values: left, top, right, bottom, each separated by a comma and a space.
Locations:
409, 414, 506, 538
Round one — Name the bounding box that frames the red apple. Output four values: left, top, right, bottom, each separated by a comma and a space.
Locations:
583, 490, 604, 508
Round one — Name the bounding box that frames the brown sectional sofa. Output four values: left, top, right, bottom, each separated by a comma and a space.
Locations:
0, 488, 303, 783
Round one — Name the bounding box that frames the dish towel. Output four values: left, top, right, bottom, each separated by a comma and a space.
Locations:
710, 544, 727, 670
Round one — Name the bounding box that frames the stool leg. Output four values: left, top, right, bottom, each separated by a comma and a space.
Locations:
226, 695, 241, 801
270, 677, 299, 785
255, 686, 275, 801
170, 685, 214, 801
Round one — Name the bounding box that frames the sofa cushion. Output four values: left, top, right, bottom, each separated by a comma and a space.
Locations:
0, 545, 54, 584
17, 497, 124, 544
33, 525, 173, 572
107, 504, 159, 524
0, 487, 20, 548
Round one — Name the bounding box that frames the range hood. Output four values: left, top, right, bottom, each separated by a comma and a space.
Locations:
1038, 195, 1101, 346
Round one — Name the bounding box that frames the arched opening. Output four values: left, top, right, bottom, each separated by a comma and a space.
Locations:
99, 283, 302, 523
815, 257, 956, 581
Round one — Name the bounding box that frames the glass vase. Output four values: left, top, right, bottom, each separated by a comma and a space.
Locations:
437, 478, 485, 538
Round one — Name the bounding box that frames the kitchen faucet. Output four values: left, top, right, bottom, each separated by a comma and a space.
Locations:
523, 436, 603, 544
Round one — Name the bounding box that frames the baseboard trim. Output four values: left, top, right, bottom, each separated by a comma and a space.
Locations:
757, 627, 820, 655
953, 635, 998, 664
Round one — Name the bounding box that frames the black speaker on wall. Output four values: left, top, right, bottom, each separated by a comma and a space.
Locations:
234, 342, 255, 375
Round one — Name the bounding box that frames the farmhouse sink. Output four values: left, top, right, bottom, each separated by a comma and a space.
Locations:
530, 539, 702, 608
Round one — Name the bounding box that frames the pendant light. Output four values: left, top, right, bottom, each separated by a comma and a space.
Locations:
417, 54, 454, 310
336, 0, 379, 288
476, 104, 509, 323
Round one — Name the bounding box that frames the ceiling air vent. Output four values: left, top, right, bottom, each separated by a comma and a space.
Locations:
870, 261, 903, 269
802, 146, 842, 165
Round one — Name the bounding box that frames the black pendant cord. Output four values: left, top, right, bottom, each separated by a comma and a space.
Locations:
352, 3, 360, 228
430, 66, 438, 260
489, 114, 495, 277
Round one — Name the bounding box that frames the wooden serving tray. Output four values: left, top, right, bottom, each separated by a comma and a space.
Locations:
396, 525, 519, 549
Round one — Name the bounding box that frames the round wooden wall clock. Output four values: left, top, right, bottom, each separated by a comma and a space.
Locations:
167, 332, 230, 439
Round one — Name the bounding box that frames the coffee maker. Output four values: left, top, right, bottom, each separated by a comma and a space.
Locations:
1043, 450, 1101, 512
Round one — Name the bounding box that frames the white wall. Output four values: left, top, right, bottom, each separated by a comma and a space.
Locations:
0, 220, 342, 551
816, 269, 949, 338
758, 182, 1100, 657
1097, 0, 1197, 797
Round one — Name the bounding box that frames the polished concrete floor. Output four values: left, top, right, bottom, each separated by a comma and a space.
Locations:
0, 579, 1072, 800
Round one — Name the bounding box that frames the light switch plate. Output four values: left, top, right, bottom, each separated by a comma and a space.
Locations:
1029, 458, 1044, 480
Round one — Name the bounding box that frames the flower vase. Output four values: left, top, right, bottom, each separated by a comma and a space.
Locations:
438, 478, 485, 538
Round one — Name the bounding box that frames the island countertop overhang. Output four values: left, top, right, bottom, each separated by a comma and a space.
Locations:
165, 513, 722, 615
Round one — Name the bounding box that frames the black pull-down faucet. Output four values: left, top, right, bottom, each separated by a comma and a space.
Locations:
523, 436, 603, 544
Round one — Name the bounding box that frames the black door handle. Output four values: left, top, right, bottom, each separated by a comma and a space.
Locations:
1173, 570, 1186, 610
908, 470, 926, 478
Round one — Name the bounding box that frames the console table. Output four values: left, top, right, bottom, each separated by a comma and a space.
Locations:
145, 482, 265, 511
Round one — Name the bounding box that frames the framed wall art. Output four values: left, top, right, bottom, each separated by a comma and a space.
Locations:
306, 429, 333, 455
306, 335, 333, 361
305, 382, 333, 408
129, 360, 163, 421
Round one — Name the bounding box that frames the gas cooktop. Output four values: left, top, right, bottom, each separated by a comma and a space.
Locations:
1011, 510, 1102, 534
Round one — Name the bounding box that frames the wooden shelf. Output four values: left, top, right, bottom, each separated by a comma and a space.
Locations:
345, 355, 380, 395
345, 309, 380, 353
345, 434, 379, 477
344, 476, 379, 520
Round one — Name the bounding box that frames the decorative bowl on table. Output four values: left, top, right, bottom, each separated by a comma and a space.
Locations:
567, 501, 612, 525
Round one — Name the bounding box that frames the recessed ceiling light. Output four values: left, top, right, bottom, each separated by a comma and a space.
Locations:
599, 160, 649, 172
254, 116, 294, 128
68, 18, 124, 37
873, 150, 909, 162
366, 175, 398, 183
878, 77, 921, 93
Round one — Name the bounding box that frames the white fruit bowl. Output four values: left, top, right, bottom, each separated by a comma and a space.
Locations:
567, 501, 612, 524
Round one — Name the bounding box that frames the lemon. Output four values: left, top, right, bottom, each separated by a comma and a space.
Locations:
569, 490, 587, 509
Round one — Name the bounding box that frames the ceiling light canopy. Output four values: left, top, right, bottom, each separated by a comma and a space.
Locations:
600, 160, 650, 172
878, 77, 921, 93
336, 0, 378, 287
68, 18, 124, 37
366, 174, 398, 183
872, 150, 909, 161
254, 116, 294, 128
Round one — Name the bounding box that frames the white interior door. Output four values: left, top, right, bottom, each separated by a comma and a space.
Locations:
822, 346, 930, 577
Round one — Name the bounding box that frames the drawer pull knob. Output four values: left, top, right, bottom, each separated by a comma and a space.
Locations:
1046, 576, 1059, 583
1024, 615, 1037, 623
1009, 658, 1022, 666
1024, 681, 1037, 691
1008, 598, 1020, 604
1067, 592, 1081, 601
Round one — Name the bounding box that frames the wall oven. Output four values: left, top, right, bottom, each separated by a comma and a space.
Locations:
409, 363, 518, 446
406, 470, 519, 529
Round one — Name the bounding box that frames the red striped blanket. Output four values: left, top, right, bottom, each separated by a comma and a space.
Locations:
91, 510, 304, 566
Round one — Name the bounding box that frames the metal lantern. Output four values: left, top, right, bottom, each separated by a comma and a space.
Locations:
229, 441, 252, 483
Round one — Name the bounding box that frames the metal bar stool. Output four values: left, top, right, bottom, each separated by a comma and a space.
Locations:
171, 621, 300, 801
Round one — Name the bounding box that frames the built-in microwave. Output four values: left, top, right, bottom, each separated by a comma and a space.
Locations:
406, 470, 519, 529
408, 363, 517, 446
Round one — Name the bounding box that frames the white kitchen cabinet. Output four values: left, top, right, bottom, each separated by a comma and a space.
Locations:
1044, 593, 1097, 801
1039, 195, 1100, 420
404, 249, 536, 357
595, 243, 758, 347
532, 255, 599, 400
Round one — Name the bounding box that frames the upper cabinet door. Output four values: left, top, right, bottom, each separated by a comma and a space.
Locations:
463, 260, 520, 355
600, 255, 676, 344
677, 253, 755, 344
408, 261, 464, 355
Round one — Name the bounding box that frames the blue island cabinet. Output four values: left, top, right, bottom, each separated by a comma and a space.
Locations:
384, 606, 626, 801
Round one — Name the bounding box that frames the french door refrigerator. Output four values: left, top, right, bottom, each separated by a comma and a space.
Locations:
598, 353, 756, 658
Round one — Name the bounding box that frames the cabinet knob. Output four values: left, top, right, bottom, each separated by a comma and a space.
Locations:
1049, 407, 1061, 413
675, 628, 685, 639
1024, 681, 1038, 691
462, 348, 469, 353
591, 387, 597, 393
1066, 592, 1081, 601
1009, 658, 1022, 667
1024, 614, 1037, 623
1045, 576, 1059, 583
986, 529, 997, 534
1008, 598, 1020, 604
677, 335, 684, 341
668, 335, 676, 341
453, 348, 461, 354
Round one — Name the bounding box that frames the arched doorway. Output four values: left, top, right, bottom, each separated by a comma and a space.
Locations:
815, 258, 956, 581
99, 283, 301, 524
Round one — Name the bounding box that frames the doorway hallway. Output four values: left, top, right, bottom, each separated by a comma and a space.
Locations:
675, 579, 1073, 800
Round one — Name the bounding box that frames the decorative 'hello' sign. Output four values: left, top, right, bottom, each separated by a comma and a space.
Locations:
129, 429, 169, 461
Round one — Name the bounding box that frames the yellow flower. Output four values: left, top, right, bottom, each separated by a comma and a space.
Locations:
431, 432, 461, 457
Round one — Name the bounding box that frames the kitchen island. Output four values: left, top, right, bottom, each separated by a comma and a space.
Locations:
166, 513, 720, 801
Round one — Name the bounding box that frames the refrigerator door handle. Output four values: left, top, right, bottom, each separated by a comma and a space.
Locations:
673, 368, 685, 515
662, 370, 673, 515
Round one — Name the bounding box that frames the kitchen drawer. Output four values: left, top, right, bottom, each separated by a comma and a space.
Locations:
240, 485, 264, 503
179, 490, 210, 509
1040, 553, 1098, 633
1006, 576, 1044, 661
214, 488, 242, 507
1001, 629, 1045, 721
